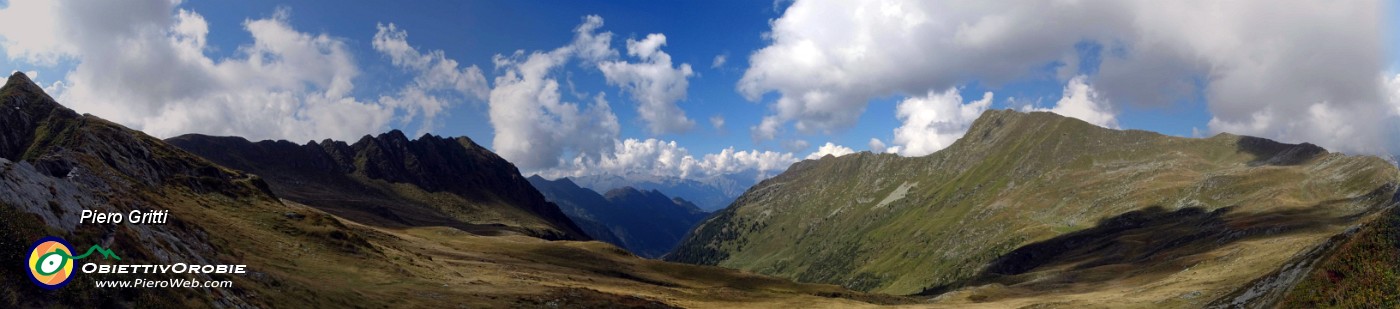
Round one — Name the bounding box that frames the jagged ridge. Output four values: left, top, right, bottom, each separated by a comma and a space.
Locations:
167, 130, 589, 240
530, 175, 709, 258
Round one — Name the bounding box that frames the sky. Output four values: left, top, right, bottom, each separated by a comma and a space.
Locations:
1, 0, 1398, 181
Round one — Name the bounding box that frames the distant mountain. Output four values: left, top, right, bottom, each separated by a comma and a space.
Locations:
529, 176, 709, 258
669, 109, 1400, 306
522, 176, 626, 246
166, 131, 589, 240
570, 172, 759, 211
0, 72, 900, 307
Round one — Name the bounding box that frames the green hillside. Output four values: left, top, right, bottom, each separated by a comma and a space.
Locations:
669, 109, 1399, 306
0, 72, 906, 308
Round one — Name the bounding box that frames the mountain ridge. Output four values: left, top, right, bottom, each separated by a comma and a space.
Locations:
1, 71, 905, 308
167, 130, 589, 240
569, 172, 757, 211
669, 108, 1399, 306
530, 176, 709, 258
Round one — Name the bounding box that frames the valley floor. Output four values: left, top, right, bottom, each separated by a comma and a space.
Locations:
262, 200, 914, 308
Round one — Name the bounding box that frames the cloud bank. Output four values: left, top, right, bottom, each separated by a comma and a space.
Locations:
486, 16, 801, 179
0, 0, 499, 142
742, 0, 1395, 155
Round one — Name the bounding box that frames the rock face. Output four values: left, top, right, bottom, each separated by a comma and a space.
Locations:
166, 131, 589, 241
529, 176, 709, 258
0, 71, 292, 307
0, 72, 894, 308
668, 109, 1399, 306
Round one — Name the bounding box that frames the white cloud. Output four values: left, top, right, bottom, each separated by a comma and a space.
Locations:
804, 142, 854, 160
752, 116, 782, 141
598, 33, 696, 135
0, 0, 73, 64
0, 3, 791, 181
372, 23, 490, 134
890, 89, 992, 157
741, 0, 1397, 155
1386, 74, 1400, 117
711, 53, 727, 68
541, 138, 798, 181
710, 115, 725, 129
1023, 75, 1117, 128
487, 15, 622, 171
0, 1, 400, 142
868, 138, 887, 153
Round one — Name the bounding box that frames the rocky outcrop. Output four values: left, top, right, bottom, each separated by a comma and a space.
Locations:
0, 72, 277, 307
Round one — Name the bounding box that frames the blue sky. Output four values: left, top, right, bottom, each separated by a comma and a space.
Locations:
176, 0, 789, 155
1, 0, 1397, 179
178, 0, 1210, 150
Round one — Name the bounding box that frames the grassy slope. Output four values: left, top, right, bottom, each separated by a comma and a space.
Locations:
190, 195, 918, 308
0, 72, 907, 308
669, 109, 1400, 306
163, 134, 585, 240
3, 184, 911, 308
1274, 202, 1400, 307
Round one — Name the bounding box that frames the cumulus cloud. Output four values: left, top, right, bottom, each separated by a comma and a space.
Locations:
1023, 75, 1117, 128
599, 33, 696, 135
0, 1, 401, 141
742, 0, 1396, 155
804, 142, 854, 160
488, 15, 622, 171
0, 0, 73, 64
751, 116, 783, 141
540, 138, 798, 181
373, 23, 490, 133
711, 53, 727, 68
868, 138, 887, 153
0, 3, 790, 181
888, 89, 992, 157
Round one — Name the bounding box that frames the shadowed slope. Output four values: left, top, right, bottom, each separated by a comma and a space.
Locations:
530, 175, 710, 258
167, 131, 588, 240
669, 108, 1399, 307
1, 71, 912, 308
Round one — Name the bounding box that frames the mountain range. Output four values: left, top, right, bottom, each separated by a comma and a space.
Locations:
0, 72, 903, 307
528, 176, 709, 258
569, 172, 758, 211
4, 69, 1397, 307
669, 109, 1400, 307
166, 130, 588, 240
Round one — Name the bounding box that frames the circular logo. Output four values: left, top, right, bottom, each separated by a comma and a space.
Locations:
27, 237, 75, 290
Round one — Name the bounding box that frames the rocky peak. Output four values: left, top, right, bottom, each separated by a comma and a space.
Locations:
2, 73, 273, 197
170, 131, 590, 240
2, 71, 54, 105
1, 72, 77, 162
531, 175, 581, 189
1235, 135, 1328, 166
603, 186, 649, 201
